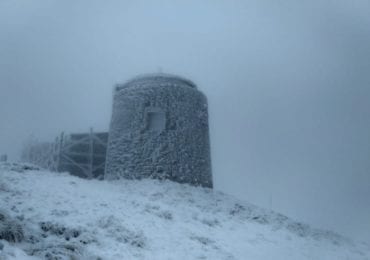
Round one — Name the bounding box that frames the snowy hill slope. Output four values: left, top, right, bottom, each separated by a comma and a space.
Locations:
0, 163, 369, 259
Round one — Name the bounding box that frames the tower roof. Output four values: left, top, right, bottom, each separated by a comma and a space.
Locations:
116, 73, 197, 91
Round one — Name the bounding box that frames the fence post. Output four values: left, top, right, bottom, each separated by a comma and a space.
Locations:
0, 154, 7, 162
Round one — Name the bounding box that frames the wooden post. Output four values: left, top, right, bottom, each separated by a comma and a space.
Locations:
88, 128, 94, 179
0, 154, 7, 162
51, 136, 59, 171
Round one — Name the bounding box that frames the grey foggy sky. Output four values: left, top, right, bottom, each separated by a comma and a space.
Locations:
1, 0, 370, 243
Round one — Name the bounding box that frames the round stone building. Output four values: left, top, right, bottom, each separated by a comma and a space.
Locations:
104, 73, 212, 188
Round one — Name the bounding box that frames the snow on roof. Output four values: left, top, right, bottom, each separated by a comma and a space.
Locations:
115, 73, 197, 91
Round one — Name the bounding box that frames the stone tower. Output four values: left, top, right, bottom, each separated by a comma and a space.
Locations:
104, 74, 212, 188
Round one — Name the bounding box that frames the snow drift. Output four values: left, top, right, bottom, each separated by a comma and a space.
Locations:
0, 162, 369, 259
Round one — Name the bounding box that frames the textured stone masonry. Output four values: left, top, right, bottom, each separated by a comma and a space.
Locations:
105, 74, 213, 188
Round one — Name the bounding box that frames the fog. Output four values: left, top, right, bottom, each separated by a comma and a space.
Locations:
1, 0, 369, 243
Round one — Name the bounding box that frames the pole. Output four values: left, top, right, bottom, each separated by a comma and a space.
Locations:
89, 128, 94, 179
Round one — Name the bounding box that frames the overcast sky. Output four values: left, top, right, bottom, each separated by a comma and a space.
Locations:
1, 0, 370, 243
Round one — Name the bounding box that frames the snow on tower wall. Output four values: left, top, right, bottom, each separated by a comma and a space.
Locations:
104, 74, 213, 188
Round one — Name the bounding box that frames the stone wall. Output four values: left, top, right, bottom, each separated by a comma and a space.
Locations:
105, 74, 212, 188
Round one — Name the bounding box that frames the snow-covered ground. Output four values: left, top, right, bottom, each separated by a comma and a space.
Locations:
0, 162, 369, 260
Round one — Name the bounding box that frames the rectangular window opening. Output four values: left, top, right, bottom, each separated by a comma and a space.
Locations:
147, 111, 166, 132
